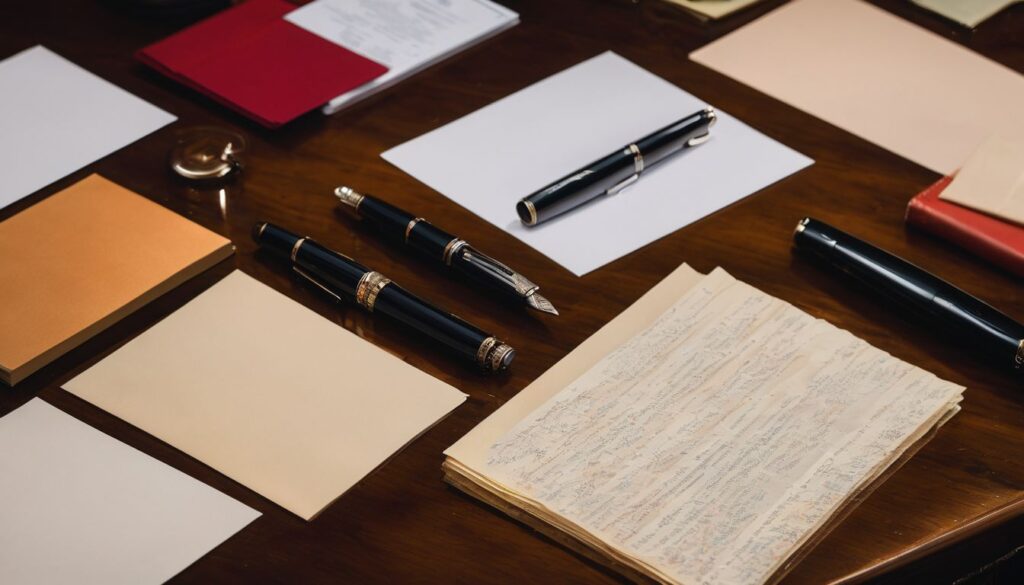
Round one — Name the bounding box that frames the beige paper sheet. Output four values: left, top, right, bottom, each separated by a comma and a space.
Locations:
665, 0, 760, 21
912, 0, 1021, 28
65, 271, 467, 520
0, 174, 232, 385
690, 0, 1024, 175
941, 133, 1024, 226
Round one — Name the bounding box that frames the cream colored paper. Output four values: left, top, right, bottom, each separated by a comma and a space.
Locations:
447, 266, 963, 585
65, 271, 467, 520
665, 0, 760, 21
0, 399, 259, 585
912, 0, 1020, 28
446, 263, 704, 464
941, 133, 1024, 226
690, 0, 1024, 175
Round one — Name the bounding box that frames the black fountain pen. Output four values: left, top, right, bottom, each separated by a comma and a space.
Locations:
254, 222, 516, 372
334, 186, 558, 315
794, 217, 1024, 374
516, 107, 717, 226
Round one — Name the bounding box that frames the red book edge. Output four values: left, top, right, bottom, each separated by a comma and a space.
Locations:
135, 49, 290, 127
905, 175, 1024, 278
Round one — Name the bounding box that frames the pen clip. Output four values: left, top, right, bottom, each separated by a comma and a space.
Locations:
607, 173, 640, 196
293, 266, 341, 303
687, 132, 711, 147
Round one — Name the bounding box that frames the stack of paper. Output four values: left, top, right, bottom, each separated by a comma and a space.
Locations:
0, 174, 233, 385
0, 399, 258, 585
286, 0, 519, 115
444, 264, 964, 585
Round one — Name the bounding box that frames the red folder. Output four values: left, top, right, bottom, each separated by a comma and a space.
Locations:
137, 0, 387, 128
906, 175, 1024, 277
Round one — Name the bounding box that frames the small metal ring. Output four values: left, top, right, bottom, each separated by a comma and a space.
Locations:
1015, 339, 1024, 368
290, 237, 308, 262
521, 200, 538, 226
442, 239, 467, 266
628, 143, 645, 174
404, 218, 424, 243
355, 271, 391, 311
476, 337, 498, 367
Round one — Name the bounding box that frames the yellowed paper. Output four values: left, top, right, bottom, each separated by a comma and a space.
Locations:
450, 267, 963, 585
445, 263, 704, 466
665, 0, 760, 20
941, 133, 1024, 226
690, 0, 1024, 175
912, 0, 1020, 28
65, 271, 467, 520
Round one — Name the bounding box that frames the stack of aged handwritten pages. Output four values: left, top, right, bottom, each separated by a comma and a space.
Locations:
444, 264, 964, 585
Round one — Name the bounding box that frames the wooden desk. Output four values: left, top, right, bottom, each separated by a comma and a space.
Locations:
2, 1, 1022, 582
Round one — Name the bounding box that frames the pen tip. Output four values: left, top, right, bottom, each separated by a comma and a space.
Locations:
527, 293, 559, 316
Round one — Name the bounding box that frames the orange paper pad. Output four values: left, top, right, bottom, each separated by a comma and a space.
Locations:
0, 175, 232, 385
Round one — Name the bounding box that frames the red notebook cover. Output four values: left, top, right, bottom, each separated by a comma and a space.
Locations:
906, 175, 1024, 277
137, 0, 387, 128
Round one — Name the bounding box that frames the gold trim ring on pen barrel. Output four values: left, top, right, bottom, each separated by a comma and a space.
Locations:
404, 218, 424, 243
1015, 339, 1024, 369
355, 271, 391, 312
521, 200, 538, 226
476, 337, 498, 367
476, 337, 515, 371
442, 239, 467, 266
290, 237, 308, 262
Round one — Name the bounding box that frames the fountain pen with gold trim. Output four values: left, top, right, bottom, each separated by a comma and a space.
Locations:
254, 222, 516, 372
334, 186, 558, 316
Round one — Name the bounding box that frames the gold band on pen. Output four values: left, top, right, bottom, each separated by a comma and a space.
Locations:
476, 337, 498, 367
488, 342, 515, 372
476, 337, 514, 371
404, 218, 424, 243
442, 238, 467, 266
1015, 339, 1024, 369
355, 271, 391, 312
521, 200, 538, 226
290, 237, 308, 262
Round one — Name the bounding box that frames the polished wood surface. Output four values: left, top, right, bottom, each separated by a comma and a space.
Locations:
2, 1, 1023, 582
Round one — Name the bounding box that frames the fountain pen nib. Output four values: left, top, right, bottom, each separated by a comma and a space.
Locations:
526, 293, 559, 316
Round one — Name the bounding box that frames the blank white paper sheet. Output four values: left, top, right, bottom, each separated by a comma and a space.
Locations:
0, 46, 175, 210
0, 399, 259, 585
382, 52, 812, 276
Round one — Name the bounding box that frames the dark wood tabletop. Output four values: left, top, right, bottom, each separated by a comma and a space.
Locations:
2, 0, 1023, 583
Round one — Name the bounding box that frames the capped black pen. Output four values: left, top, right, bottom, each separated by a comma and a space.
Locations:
794, 217, 1024, 375
334, 186, 558, 316
253, 222, 516, 372
516, 107, 717, 226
